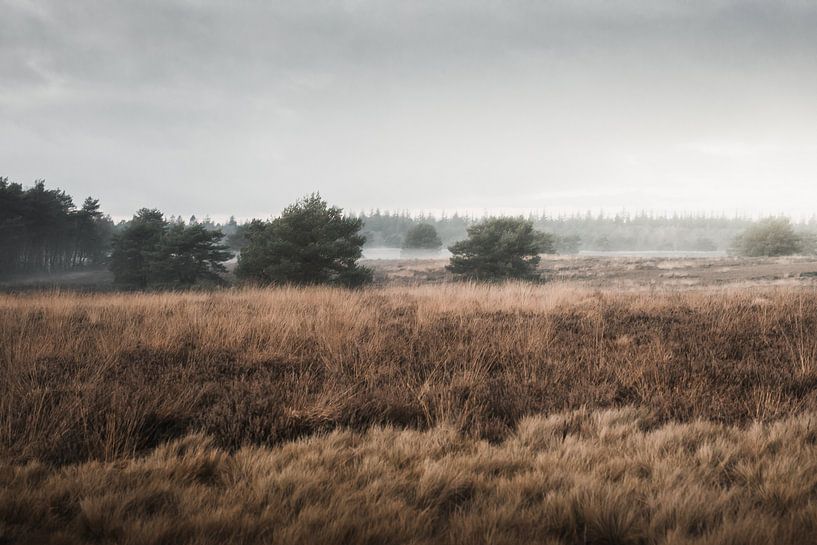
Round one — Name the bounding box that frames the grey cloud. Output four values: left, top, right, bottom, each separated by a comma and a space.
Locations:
1, 0, 816, 218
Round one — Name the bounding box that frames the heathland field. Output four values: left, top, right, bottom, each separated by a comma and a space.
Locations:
3, 283, 817, 544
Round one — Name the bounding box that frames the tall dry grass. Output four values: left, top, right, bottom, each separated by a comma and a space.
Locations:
2, 408, 817, 544
2, 284, 817, 465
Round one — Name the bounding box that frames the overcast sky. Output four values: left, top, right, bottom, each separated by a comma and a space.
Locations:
2, 0, 817, 220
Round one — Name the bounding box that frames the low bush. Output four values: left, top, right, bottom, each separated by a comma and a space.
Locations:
732, 218, 802, 257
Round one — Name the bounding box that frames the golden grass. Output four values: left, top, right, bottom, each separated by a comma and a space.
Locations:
2, 408, 817, 544
3, 284, 817, 466
4, 284, 817, 542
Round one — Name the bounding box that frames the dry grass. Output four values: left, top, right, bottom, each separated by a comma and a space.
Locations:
3, 408, 817, 544
4, 284, 817, 542
365, 255, 817, 289
2, 284, 817, 466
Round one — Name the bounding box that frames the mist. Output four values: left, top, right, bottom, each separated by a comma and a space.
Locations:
2, 0, 817, 219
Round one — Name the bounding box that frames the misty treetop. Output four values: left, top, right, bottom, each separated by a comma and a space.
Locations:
236, 194, 372, 287
354, 209, 817, 252
732, 218, 803, 257
0, 178, 114, 278
110, 209, 232, 288
402, 223, 443, 250
358, 210, 470, 248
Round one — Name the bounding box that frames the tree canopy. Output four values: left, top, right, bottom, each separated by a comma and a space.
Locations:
110, 209, 232, 288
447, 218, 554, 281
402, 223, 442, 250
150, 222, 233, 286
236, 194, 372, 287
732, 218, 802, 257
0, 178, 113, 278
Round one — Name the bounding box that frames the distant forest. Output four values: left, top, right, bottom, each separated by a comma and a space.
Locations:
5, 178, 817, 279
0, 178, 114, 278
356, 210, 817, 253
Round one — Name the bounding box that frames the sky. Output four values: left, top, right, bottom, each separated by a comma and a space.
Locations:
2, 0, 817, 221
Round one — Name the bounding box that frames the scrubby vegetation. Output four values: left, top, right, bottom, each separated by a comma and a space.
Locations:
4, 182, 817, 542
3, 285, 817, 464
3, 410, 817, 545
3, 285, 817, 542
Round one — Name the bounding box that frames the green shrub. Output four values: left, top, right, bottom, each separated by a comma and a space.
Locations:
402, 224, 443, 250
447, 218, 553, 281
236, 194, 372, 287
732, 218, 802, 256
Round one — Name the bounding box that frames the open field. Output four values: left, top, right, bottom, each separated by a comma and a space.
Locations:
3, 283, 817, 543
6, 255, 817, 291
365, 255, 817, 288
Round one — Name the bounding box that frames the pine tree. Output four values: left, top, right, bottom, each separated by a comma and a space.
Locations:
110, 209, 167, 287
447, 218, 554, 281
237, 194, 372, 287
110, 210, 233, 288
149, 222, 232, 286
402, 224, 442, 249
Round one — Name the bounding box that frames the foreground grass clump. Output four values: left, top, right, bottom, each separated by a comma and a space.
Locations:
2, 408, 817, 545
3, 285, 817, 465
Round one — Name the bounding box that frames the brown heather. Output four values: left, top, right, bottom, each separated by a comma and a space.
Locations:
2, 284, 817, 543
2, 410, 817, 544
4, 284, 817, 464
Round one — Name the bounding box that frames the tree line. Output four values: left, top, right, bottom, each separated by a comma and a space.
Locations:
0, 178, 113, 278
356, 209, 817, 253
109, 209, 233, 288
2, 178, 814, 288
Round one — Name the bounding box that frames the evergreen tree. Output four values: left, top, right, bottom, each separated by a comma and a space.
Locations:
0, 178, 25, 276
555, 234, 582, 254
150, 222, 232, 287
74, 197, 113, 266
0, 178, 112, 277
110, 209, 166, 288
402, 224, 442, 249
447, 218, 554, 281
732, 218, 802, 257
237, 194, 372, 287
110, 210, 232, 288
